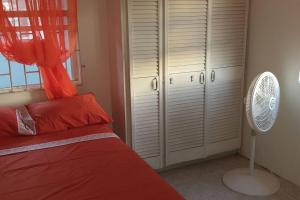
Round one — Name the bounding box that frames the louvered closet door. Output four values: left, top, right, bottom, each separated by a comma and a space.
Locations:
205, 67, 243, 156
165, 0, 208, 166
208, 0, 248, 69
166, 72, 206, 165
167, 0, 208, 74
205, 0, 248, 156
128, 0, 163, 169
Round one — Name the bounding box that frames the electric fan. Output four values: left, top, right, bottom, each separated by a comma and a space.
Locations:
223, 71, 280, 196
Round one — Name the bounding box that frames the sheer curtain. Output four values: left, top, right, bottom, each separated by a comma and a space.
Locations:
0, 0, 78, 99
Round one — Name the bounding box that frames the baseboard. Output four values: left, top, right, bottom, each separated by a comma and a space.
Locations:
157, 150, 239, 173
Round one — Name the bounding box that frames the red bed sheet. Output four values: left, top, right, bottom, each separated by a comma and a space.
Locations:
0, 125, 183, 200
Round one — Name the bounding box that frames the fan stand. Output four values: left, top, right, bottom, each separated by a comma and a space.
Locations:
223, 131, 280, 196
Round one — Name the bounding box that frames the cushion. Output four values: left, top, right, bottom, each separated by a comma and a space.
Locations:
0, 107, 18, 136
27, 93, 112, 134
0, 106, 36, 136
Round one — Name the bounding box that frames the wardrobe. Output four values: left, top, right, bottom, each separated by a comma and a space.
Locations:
109, 0, 249, 169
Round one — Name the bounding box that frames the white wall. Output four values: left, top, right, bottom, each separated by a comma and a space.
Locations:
242, 0, 300, 186
107, 0, 127, 141
0, 0, 112, 115
77, 0, 112, 114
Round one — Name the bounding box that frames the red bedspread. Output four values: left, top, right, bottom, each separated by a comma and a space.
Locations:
0, 125, 183, 200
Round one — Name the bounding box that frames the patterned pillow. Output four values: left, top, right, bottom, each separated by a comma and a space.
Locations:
16, 106, 36, 136
0, 106, 36, 136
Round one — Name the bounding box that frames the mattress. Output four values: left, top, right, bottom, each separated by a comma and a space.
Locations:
0, 125, 183, 200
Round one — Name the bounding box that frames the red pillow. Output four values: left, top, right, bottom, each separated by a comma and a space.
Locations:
27, 93, 112, 134
0, 106, 37, 136
0, 107, 18, 136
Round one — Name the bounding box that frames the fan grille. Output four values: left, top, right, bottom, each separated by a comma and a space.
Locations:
246, 72, 280, 134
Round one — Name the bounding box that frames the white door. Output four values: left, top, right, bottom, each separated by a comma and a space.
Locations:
205, 66, 244, 156
166, 72, 206, 165
204, 0, 248, 156
128, 0, 164, 169
207, 0, 249, 69
165, 0, 208, 166
166, 0, 208, 74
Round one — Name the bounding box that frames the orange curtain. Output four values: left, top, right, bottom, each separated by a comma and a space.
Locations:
0, 0, 77, 99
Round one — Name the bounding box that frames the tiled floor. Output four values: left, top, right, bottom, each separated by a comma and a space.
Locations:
160, 155, 300, 200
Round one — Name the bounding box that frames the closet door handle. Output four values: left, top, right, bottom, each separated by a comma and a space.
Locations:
211, 70, 216, 82
169, 77, 173, 85
200, 72, 205, 84
152, 77, 159, 91
191, 75, 194, 82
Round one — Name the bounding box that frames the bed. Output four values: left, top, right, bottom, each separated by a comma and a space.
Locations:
0, 124, 183, 200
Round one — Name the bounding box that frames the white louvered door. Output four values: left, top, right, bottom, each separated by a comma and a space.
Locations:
205, 67, 244, 155
165, 0, 208, 166
124, 0, 249, 168
128, 0, 163, 169
166, 72, 206, 165
208, 0, 248, 69
166, 0, 208, 74
205, 0, 248, 156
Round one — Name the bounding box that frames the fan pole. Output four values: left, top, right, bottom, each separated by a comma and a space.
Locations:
250, 131, 256, 175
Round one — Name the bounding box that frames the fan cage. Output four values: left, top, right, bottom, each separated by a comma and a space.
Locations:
246, 72, 280, 134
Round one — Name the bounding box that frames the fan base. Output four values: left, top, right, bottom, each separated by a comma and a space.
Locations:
223, 168, 280, 196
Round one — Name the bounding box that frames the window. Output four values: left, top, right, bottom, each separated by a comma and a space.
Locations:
0, 0, 81, 93
0, 52, 81, 92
